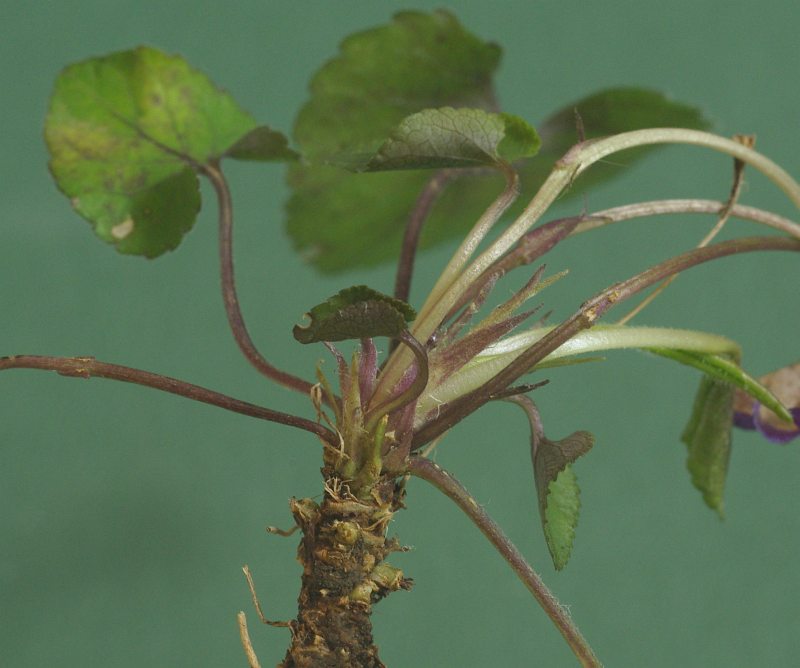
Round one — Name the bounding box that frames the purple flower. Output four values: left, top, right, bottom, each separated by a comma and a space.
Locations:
733, 362, 800, 444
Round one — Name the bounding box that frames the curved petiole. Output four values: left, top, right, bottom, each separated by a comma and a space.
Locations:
365, 331, 429, 432
400, 130, 800, 394
201, 162, 319, 399
407, 456, 601, 668
576, 199, 800, 239
394, 170, 456, 303
0, 354, 338, 445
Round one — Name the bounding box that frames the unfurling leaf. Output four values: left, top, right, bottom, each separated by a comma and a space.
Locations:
532, 430, 594, 570
681, 375, 734, 517
353, 108, 539, 172
46, 46, 295, 257
733, 361, 800, 443
293, 285, 416, 344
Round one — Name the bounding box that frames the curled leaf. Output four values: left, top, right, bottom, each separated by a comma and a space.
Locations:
293, 286, 416, 344
533, 430, 594, 570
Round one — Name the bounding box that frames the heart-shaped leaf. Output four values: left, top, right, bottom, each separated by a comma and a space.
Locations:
532, 430, 594, 570
293, 285, 416, 344
287, 8, 710, 273
46, 46, 295, 257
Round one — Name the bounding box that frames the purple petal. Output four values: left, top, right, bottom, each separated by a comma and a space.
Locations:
753, 405, 800, 444
732, 410, 756, 431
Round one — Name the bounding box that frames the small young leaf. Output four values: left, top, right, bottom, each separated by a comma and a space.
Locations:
681, 375, 734, 517
532, 431, 594, 570
347, 108, 539, 172
46, 46, 294, 257
293, 285, 416, 344
294, 10, 500, 161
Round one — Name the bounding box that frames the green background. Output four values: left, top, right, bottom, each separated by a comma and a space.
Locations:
2, 2, 799, 666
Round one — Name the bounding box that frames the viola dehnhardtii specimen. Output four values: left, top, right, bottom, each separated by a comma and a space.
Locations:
4, 10, 800, 668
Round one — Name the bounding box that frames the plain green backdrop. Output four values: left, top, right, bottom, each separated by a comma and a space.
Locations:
2, 2, 799, 666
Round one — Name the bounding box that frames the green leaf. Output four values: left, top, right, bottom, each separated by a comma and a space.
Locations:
293, 285, 416, 344
532, 431, 594, 570
681, 375, 734, 517
294, 10, 501, 161
338, 108, 540, 172
46, 46, 294, 257
288, 14, 710, 273
542, 466, 582, 571
287, 9, 504, 271
650, 348, 793, 424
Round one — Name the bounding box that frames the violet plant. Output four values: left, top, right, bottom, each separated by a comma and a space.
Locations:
3, 10, 799, 667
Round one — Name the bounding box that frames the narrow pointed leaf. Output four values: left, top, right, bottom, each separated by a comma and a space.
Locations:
681, 375, 734, 517
533, 431, 594, 570
293, 285, 416, 344
46, 46, 294, 257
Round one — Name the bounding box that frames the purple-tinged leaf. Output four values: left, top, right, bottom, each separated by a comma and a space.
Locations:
430, 309, 538, 384
293, 285, 416, 344
532, 430, 594, 571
